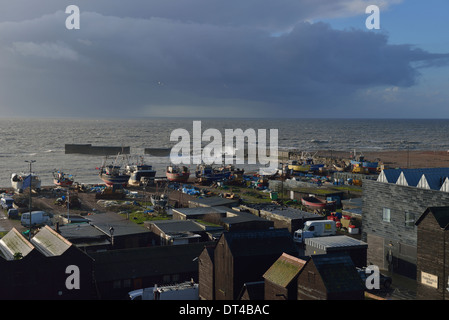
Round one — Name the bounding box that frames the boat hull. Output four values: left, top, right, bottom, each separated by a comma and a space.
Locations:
100, 174, 130, 187
288, 164, 310, 172
53, 179, 74, 187
166, 165, 190, 182
11, 173, 41, 192
362, 161, 378, 173
301, 196, 335, 209
166, 172, 190, 183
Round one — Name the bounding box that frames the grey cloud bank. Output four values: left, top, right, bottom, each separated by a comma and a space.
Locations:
0, 0, 448, 118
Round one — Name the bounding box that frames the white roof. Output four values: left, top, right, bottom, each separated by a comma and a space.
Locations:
305, 235, 367, 250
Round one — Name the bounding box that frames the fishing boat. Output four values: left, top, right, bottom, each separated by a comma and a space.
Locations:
288, 160, 310, 173
11, 173, 41, 193
301, 196, 335, 209
350, 150, 378, 173
195, 164, 231, 184
166, 165, 190, 183
288, 152, 324, 173
98, 155, 130, 187
53, 170, 74, 187
126, 156, 156, 186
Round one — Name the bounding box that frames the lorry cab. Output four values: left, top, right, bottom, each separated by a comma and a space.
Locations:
293, 220, 336, 244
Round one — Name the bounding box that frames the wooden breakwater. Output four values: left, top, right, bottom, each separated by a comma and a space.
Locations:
65, 144, 130, 155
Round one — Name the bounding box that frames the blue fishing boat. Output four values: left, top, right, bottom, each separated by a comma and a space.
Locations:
195, 164, 231, 183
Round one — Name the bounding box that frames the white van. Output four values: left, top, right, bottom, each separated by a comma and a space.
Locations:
293, 220, 336, 244
21, 211, 52, 227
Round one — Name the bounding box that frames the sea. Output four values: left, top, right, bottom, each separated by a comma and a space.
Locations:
1, 117, 449, 188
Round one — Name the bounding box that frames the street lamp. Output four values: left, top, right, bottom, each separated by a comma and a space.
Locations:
109, 226, 115, 247
25, 160, 36, 240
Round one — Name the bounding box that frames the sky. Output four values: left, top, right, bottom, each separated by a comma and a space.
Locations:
0, 0, 448, 119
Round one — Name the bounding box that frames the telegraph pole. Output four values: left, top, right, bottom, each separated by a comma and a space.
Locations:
25, 160, 36, 240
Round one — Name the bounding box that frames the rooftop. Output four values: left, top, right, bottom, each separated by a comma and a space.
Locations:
31, 226, 72, 257
188, 196, 239, 208
416, 206, 449, 229
263, 253, 307, 287
222, 228, 298, 257
0, 228, 34, 260
87, 212, 151, 237
305, 235, 367, 250
310, 253, 365, 293
378, 167, 449, 191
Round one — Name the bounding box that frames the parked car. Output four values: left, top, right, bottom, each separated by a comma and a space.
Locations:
357, 267, 392, 290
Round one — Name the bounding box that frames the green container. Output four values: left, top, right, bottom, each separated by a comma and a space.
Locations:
270, 192, 278, 200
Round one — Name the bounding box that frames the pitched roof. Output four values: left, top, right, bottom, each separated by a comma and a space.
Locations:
237, 281, 265, 300
149, 219, 206, 233
378, 168, 449, 188
311, 253, 365, 293
263, 253, 307, 287
31, 225, 73, 257
87, 212, 150, 236
415, 206, 449, 229
417, 173, 445, 190
0, 228, 34, 260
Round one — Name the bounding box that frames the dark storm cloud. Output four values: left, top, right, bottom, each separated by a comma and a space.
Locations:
0, 0, 394, 28
0, 0, 447, 117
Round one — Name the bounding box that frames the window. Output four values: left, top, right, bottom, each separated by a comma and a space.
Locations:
405, 211, 415, 227
382, 208, 391, 222
112, 280, 121, 289
307, 271, 315, 284
123, 279, 131, 288
171, 274, 180, 283
162, 274, 171, 283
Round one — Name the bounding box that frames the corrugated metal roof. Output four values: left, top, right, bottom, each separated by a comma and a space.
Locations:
31, 226, 72, 257
418, 173, 446, 190
263, 253, 307, 287
0, 228, 34, 260
311, 253, 365, 293
305, 235, 367, 250
377, 169, 402, 183
379, 168, 449, 189
441, 177, 449, 192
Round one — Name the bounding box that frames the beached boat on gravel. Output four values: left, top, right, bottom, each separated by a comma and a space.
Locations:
166, 165, 190, 183
126, 157, 156, 186
53, 170, 74, 187
301, 196, 335, 209
11, 173, 41, 193
98, 155, 130, 187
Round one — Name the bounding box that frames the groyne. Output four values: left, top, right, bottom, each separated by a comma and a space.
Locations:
65, 144, 130, 155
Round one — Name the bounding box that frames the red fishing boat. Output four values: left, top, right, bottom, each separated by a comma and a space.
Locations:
53, 171, 74, 187
166, 165, 190, 183
301, 196, 335, 209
